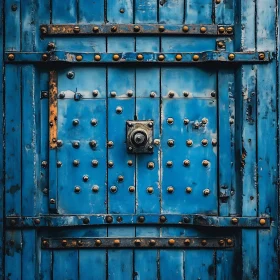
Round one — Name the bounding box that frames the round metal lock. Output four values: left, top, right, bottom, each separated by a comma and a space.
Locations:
131, 130, 148, 147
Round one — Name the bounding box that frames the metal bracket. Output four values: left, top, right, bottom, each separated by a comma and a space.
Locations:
41, 237, 235, 249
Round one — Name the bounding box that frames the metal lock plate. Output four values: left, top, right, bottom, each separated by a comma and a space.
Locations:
126, 121, 154, 154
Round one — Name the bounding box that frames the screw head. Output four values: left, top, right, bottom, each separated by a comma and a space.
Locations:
231, 218, 239, 225
116, 106, 123, 114
147, 187, 154, 194
184, 239, 191, 246
110, 186, 118, 193
203, 189, 211, 196
91, 160, 98, 167
160, 215, 166, 223
218, 26, 225, 33
193, 55, 199, 61
186, 140, 193, 147
186, 187, 192, 194
147, 162, 155, 169
167, 139, 175, 147
137, 54, 144, 61
166, 161, 173, 167
182, 25, 189, 32
91, 119, 98, 126
83, 175, 89, 182
129, 186, 135, 193
167, 118, 174, 124
176, 54, 182, 61
183, 160, 190, 167
113, 54, 120, 61
72, 141, 80, 149
228, 53, 235, 60
158, 54, 165, 61
76, 55, 83, 61
93, 26, 99, 33
92, 185, 99, 192
95, 54, 101, 61
150, 92, 156, 98
108, 161, 114, 168
167, 186, 174, 193
89, 140, 97, 148
74, 186, 81, 193
134, 25, 140, 32
159, 25, 165, 32
200, 26, 207, 33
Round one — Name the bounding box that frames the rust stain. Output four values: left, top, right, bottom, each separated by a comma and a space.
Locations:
49, 70, 58, 149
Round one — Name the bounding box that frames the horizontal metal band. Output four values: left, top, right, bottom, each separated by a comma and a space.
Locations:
40, 24, 234, 36
6, 214, 270, 228
41, 237, 235, 249
5, 51, 271, 64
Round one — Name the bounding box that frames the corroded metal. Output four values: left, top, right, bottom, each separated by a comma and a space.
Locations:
49, 71, 58, 149
41, 237, 235, 249
40, 24, 234, 36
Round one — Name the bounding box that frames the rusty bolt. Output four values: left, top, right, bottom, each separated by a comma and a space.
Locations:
217, 41, 224, 48
226, 27, 233, 34
168, 91, 175, 98
259, 52, 265, 60
114, 239, 120, 246
227, 239, 233, 245
110, 186, 117, 193
41, 161, 48, 168
83, 217, 89, 224
150, 92, 156, 98
203, 189, 211, 196
93, 26, 99, 33
92, 185, 99, 193
168, 239, 175, 246
186, 140, 193, 147
40, 26, 47, 34
193, 54, 199, 61
91, 119, 98, 126
89, 140, 97, 148
116, 106, 123, 114
202, 160, 209, 167
167, 186, 174, 193
127, 160, 133, 166
129, 186, 135, 193
95, 239, 102, 246
106, 216, 113, 223
186, 187, 192, 194
168, 139, 175, 147
83, 175, 89, 182
167, 118, 174, 124
50, 198, 55, 204
111, 26, 117, 32
201, 240, 207, 246
159, 25, 165, 32
137, 54, 144, 61
149, 239, 156, 246
76, 55, 83, 61
107, 141, 114, 148
73, 160, 80, 167
147, 187, 154, 194
166, 161, 173, 167
183, 160, 190, 167
218, 239, 225, 246
201, 139, 208, 146
259, 218, 266, 225
218, 26, 225, 33
182, 25, 189, 32
91, 160, 98, 167
61, 240, 67, 247
134, 239, 141, 246
228, 53, 235, 61
118, 175, 124, 182
74, 186, 81, 193
56, 161, 62, 168
184, 239, 191, 246
176, 54, 182, 61
147, 162, 155, 169
231, 218, 239, 225
73, 26, 80, 33
108, 161, 114, 168
95, 54, 101, 61
138, 216, 145, 223
134, 25, 140, 32
158, 54, 165, 61
160, 215, 166, 223
113, 54, 120, 61
200, 26, 207, 33
42, 54, 48, 61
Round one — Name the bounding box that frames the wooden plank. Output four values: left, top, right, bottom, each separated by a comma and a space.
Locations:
215, 0, 234, 24
185, 0, 213, 24
52, 0, 77, 24
22, 230, 36, 280
256, 0, 278, 277
79, 0, 104, 23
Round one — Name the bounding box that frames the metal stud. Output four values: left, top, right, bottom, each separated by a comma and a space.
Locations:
59, 92, 65, 99
166, 161, 173, 167
167, 186, 174, 193
229, 118, 234, 124
168, 139, 175, 147
182, 25, 189, 32
201, 139, 208, 146
72, 141, 80, 149
211, 91, 216, 97
106, 216, 113, 223
92, 26, 99, 33
11, 4, 17, 11
193, 54, 199, 61
95, 54, 101, 61
186, 140, 193, 147
129, 186, 135, 193
118, 175, 124, 182
34, 219, 41, 225
120, 8, 125, 13
76, 55, 83, 61
201, 118, 208, 124
83, 175, 89, 182
183, 91, 190, 97
127, 160, 133, 166
73, 159, 80, 167
77, 240, 83, 246
137, 54, 144, 61
92, 90, 99, 97
227, 239, 233, 245
41, 161, 48, 168
186, 187, 192, 194
72, 119, 79, 126
117, 216, 123, 222
184, 239, 191, 246
107, 141, 114, 148
91, 119, 98, 126
91, 160, 98, 167
110, 186, 118, 193
212, 139, 218, 146
42, 240, 49, 247
200, 26, 207, 33
259, 218, 266, 225
184, 119, 190, 125
147, 162, 155, 169
114, 239, 120, 246
259, 52, 265, 60
158, 54, 165, 61
168, 91, 175, 98
218, 239, 225, 246
203, 189, 210, 196
110, 91, 117, 97
201, 240, 207, 246
57, 161, 62, 168
113, 54, 120, 61
159, 25, 165, 32
135, 239, 141, 246
89, 140, 97, 148
154, 139, 160, 146
138, 216, 145, 223
8, 53, 15, 61
92, 185, 99, 193
160, 215, 166, 223
217, 41, 224, 48
202, 160, 209, 167
61, 240, 67, 247
147, 187, 154, 194
73, 26, 80, 33
168, 239, 175, 246
167, 118, 174, 124
108, 161, 114, 168
50, 198, 56, 204
134, 25, 140, 32
127, 90, 133, 97
150, 92, 156, 98
231, 218, 239, 225
176, 54, 182, 61
116, 106, 123, 114
74, 186, 81, 193
183, 160, 190, 167
40, 26, 47, 34
218, 26, 225, 33
216, 0, 221, 3
228, 53, 235, 60
95, 239, 102, 246
111, 26, 117, 32
226, 27, 233, 34
149, 240, 156, 246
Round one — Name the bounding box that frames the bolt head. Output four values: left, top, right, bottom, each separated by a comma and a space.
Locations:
72, 119, 79, 126
193, 55, 199, 61
231, 218, 239, 225
137, 54, 144, 61
92, 185, 99, 192
107, 141, 114, 148
61, 240, 67, 246
50, 198, 56, 204
168, 91, 175, 98
41, 161, 48, 168
226, 27, 233, 34
91, 160, 98, 167
73, 26, 80, 33
228, 53, 235, 61
113, 54, 120, 61
203, 189, 211, 196
76, 55, 83, 61
72, 141, 79, 149
218, 26, 225, 33
67, 71, 75, 79
217, 41, 224, 48
111, 26, 117, 32
176, 54, 182, 61
168, 239, 175, 246
158, 54, 165, 61
259, 52, 265, 60
129, 186, 135, 193
127, 160, 133, 166
93, 26, 99, 33
108, 161, 114, 168
150, 92, 156, 98
167, 118, 174, 124
106, 216, 113, 223
166, 161, 173, 167
91, 119, 98, 126
259, 218, 266, 225
95, 54, 101, 61
183, 160, 190, 167
184, 119, 190, 125
184, 239, 191, 246
92, 90, 99, 97
160, 215, 166, 223
167, 139, 175, 147
186, 140, 193, 147
114, 239, 120, 246
138, 216, 145, 223
147, 162, 155, 169
42, 54, 48, 61
182, 25, 189, 32
200, 26, 207, 33
83, 217, 89, 224
218, 239, 225, 246
40, 26, 47, 34
56, 161, 62, 168
83, 175, 89, 182
201, 139, 208, 146
95, 239, 102, 246
74, 186, 81, 193
110, 186, 118, 193
134, 25, 140, 32
167, 186, 174, 193
159, 25, 165, 32
116, 106, 123, 114
201, 240, 207, 246
183, 91, 190, 97
147, 187, 154, 194
134, 239, 141, 246
186, 187, 192, 193
149, 239, 156, 246
227, 239, 233, 245
89, 140, 97, 148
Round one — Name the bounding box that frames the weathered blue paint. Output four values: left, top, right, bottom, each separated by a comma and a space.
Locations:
2, 1, 280, 279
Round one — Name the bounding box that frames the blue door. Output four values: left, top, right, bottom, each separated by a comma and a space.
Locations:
2, 0, 278, 279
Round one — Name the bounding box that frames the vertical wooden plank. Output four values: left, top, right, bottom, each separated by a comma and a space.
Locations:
185, 0, 213, 24
215, 0, 234, 24
79, 0, 104, 23
52, 0, 77, 24
256, 0, 278, 278
22, 230, 36, 280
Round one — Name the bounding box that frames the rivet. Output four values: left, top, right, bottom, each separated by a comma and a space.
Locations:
134, 239, 141, 246
110, 186, 118, 193
74, 186, 81, 193
106, 216, 113, 223
228, 53, 235, 60
8, 53, 15, 61
76, 55, 83, 61
227, 239, 233, 245
95, 239, 102, 246
200, 26, 207, 33
186, 187, 192, 193
167, 186, 174, 193
43, 188, 48, 195
217, 41, 224, 48
127, 90, 133, 97
182, 25, 189, 32
218, 239, 225, 246
158, 54, 165, 61
203, 189, 210, 196
149, 239, 156, 246
108, 161, 114, 168
259, 52, 265, 60
42, 54, 48, 61
218, 26, 225, 33
107, 141, 114, 148
216, 0, 221, 3
42, 240, 49, 247
73, 26, 80, 33
184, 239, 191, 246
120, 8, 125, 13
11, 4, 17, 11
160, 215, 166, 223
183, 217, 190, 223
95, 54, 101, 61
50, 198, 56, 204
183, 160, 190, 167
127, 160, 133, 166
59, 92, 65, 99
193, 54, 199, 61
230, 118, 234, 124
148, 122, 153, 127
202, 160, 209, 167
154, 139, 160, 145
129, 186, 135, 193
89, 140, 97, 148
47, 42, 56, 51
201, 240, 207, 246
183, 91, 190, 97
93, 26, 99, 33
147, 162, 155, 169
168, 239, 175, 246
168, 91, 175, 98
117, 175, 124, 182
113, 54, 120, 61
83, 175, 89, 182
67, 71, 75, 79
117, 216, 123, 222
176, 54, 182, 61
201, 118, 208, 124
167, 118, 174, 124
91, 119, 98, 126
73, 119, 79, 126
92, 185, 99, 192
56, 161, 62, 168
259, 218, 266, 225
226, 27, 233, 34
150, 92, 156, 98
116, 106, 123, 114
184, 119, 190, 125
159, 25, 165, 32
194, 121, 200, 129
166, 161, 173, 167
61, 240, 67, 247
34, 219, 40, 225
168, 139, 175, 147
138, 216, 145, 223
111, 26, 117, 32
41, 161, 48, 168
149, 145, 154, 150
137, 54, 144, 61
201, 139, 208, 146
77, 240, 83, 246
114, 239, 120, 246
211, 91, 216, 97
91, 160, 98, 167
231, 218, 238, 225
83, 217, 89, 224
110, 91, 117, 97
92, 90, 99, 97
186, 140, 193, 147
212, 139, 218, 146
134, 25, 140, 32
147, 187, 154, 194
40, 26, 47, 34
